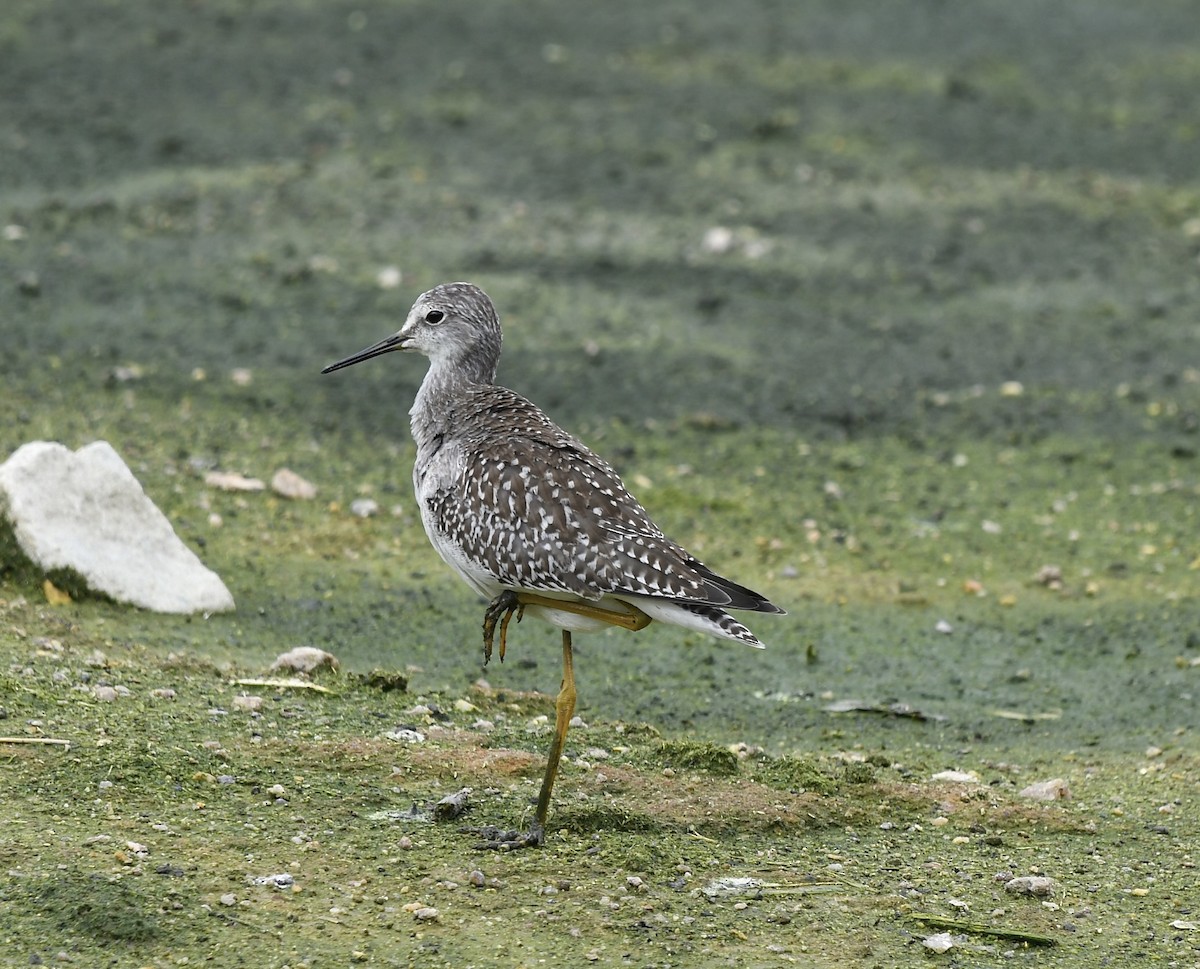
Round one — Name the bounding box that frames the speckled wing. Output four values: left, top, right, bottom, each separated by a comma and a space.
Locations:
423, 386, 741, 606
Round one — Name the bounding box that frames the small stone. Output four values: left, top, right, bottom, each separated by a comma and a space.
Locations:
1018, 778, 1070, 801
468, 869, 486, 888
204, 470, 265, 492
270, 646, 339, 674
219, 893, 236, 906
922, 932, 956, 953
252, 873, 294, 889
1005, 875, 1055, 896
413, 906, 439, 921
935, 619, 954, 634
231, 695, 264, 713
383, 728, 425, 743
1035, 564, 1063, 588
230, 368, 253, 386
150, 688, 177, 700
271, 468, 317, 500
397, 836, 413, 850
433, 788, 471, 820
701, 226, 734, 254
930, 770, 980, 784
93, 685, 119, 702
350, 497, 379, 518
377, 266, 402, 289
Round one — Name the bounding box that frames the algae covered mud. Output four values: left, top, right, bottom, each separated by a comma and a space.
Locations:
2, 0, 1198, 965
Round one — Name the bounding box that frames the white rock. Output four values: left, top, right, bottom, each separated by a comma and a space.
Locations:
1004, 875, 1055, 896
204, 470, 265, 492
271, 468, 317, 500
1018, 778, 1070, 801
0, 441, 234, 614
270, 646, 339, 673
922, 932, 956, 953
930, 770, 980, 784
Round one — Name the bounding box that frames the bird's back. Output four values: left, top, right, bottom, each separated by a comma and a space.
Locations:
415, 381, 780, 617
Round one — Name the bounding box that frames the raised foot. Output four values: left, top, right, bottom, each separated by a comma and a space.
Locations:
464, 823, 546, 851
481, 589, 524, 664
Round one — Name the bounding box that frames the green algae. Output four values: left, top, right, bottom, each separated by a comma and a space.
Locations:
25, 870, 162, 942
657, 740, 740, 776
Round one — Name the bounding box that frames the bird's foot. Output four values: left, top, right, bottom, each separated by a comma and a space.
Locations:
482, 590, 525, 664
464, 822, 545, 851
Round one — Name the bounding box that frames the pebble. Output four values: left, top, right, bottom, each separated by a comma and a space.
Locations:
350, 498, 379, 518
922, 932, 956, 953
930, 770, 979, 784
231, 695, 264, 713
270, 646, 339, 673
383, 728, 425, 743
433, 788, 471, 820
1005, 875, 1055, 896
413, 906, 439, 921
271, 468, 317, 500
93, 685, 119, 702
1018, 778, 1070, 801
252, 873, 295, 889
468, 869, 486, 888
204, 470, 265, 492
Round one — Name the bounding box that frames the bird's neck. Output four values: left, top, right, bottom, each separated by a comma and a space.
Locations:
409, 356, 493, 454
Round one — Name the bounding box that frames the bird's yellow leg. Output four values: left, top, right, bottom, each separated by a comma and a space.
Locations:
512, 592, 652, 632
532, 629, 576, 836
471, 629, 575, 851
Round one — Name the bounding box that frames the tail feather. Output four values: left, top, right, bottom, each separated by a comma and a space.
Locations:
691, 560, 786, 615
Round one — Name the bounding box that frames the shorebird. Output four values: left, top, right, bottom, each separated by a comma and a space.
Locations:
322, 282, 784, 849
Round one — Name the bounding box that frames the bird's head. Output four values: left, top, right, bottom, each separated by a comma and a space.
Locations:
321, 281, 501, 383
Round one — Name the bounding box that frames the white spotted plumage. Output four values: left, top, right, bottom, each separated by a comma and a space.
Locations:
352, 281, 784, 646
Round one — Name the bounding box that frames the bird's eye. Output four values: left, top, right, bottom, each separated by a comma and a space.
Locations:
424, 310, 445, 325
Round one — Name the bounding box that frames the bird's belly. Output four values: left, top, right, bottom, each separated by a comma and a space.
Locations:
417, 497, 501, 599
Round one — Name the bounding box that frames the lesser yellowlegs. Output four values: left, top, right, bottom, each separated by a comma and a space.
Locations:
322, 281, 784, 848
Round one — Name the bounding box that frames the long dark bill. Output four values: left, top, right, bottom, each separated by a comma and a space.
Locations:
321, 332, 407, 374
